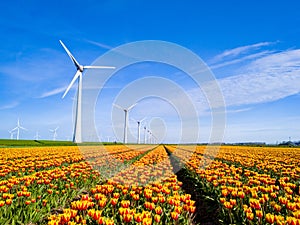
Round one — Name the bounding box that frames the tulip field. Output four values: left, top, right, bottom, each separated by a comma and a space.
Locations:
0, 144, 300, 224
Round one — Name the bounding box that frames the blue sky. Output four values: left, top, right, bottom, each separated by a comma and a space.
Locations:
1, 0, 300, 143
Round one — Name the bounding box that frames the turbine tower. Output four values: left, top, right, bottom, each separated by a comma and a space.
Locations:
34, 131, 41, 140
50, 127, 59, 141
132, 117, 146, 144
10, 118, 27, 140
148, 130, 152, 144
151, 133, 158, 144
59, 40, 115, 143
8, 130, 15, 140
144, 126, 147, 144
114, 103, 137, 144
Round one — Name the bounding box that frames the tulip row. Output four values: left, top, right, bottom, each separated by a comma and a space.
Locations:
0, 145, 154, 179
0, 145, 157, 224
166, 145, 300, 224
47, 145, 197, 225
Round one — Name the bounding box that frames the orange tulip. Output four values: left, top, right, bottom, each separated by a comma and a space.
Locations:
171, 211, 179, 220
266, 213, 275, 224
154, 214, 161, 223
134, 213, 143, 223
5, 199, 12, 205
246, 212, 254, 220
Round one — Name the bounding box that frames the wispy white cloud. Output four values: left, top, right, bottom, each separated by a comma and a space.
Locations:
0, 48, 68, 83
38, 86, 67, 98
211, 41, 276, 63
84, 39, 114, 51
226, 107, 252, 114
209, 50, 274, 70
190, 49, 300, 109
84, 38, 141, 61
0, 101, 19, 110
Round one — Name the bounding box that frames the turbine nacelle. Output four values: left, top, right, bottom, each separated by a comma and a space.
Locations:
79, 65, 84, 72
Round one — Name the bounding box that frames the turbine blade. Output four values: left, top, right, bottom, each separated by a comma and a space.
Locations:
59, 40, 81, 70
19, 126, 27, 131
11, 127, 18, 132
140, 117, 147, 123
127, 103, 137, 111
83, 65, 115, 69
62, 70, 81, 98
113, 103, 124, 110
130, 117, 137, 123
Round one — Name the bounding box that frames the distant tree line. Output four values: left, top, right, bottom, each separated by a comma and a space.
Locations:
278, 140, 300, 147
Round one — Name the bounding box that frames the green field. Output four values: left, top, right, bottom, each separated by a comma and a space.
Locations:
0, 139, 126, 147
0, 139, 76, 147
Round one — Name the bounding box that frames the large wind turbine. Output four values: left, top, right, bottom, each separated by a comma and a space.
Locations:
59, 40, 115, 143
49, 127, 59, 141
132, 117, 146, 144
10, 118, 27, 140
114, 103, 137, 144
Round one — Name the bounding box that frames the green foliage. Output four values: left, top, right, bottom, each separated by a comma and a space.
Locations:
0, 139, 77, 147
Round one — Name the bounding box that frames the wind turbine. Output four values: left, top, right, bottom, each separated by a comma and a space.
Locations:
151, 133, 158, 144
59, 40, 115, 143
147, 130, 152, 144
114, 103, 137, 144
10, 118, 27, 140
34, 131, 41, 140
49, 127, 59, 141
8, 130, 15, 140
144, 126, 147, 144
132, 117, 146, 144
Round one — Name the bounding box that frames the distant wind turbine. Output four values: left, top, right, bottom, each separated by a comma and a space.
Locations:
8, 130, 15, 140
10, 118, 27, 140
34, 131, 41, 140
151, 133, 158, 144
114, 103, 137, 144
59, 40, 115, 143
132, 117, 146, 144
147, 130, 152, 144
49, 127, 59, 141
144, 126, 147, 144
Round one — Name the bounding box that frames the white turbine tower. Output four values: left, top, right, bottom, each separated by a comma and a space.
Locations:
151, 133, 157, 144
144, 126, 147, 144
132, 117, 146, 144
8, 130, 15, 140
34, 131, 41, 140
59, 40, 115, 143
148, 130, 151, 144
50, 127, 59, 141
114, 103, 137, 144
10, 118, 27, 140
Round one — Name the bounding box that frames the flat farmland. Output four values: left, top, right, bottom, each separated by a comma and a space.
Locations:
1, 144, 300, 225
